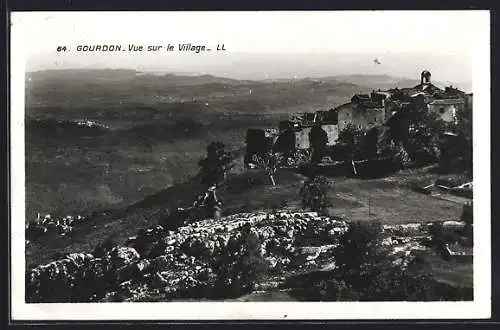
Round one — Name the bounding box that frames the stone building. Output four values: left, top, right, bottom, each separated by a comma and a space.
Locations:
277, 113, 338, 150
427, 98, 464, 123
291, 123, 339, 149
336, 93, 386, 132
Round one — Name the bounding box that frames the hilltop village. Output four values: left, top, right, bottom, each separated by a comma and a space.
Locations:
244, 70, 472, 172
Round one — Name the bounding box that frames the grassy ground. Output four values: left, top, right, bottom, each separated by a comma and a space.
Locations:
326, 176, 464, 223
422, 250, 473, 288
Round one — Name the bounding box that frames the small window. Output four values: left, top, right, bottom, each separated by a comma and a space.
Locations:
439, 107, 445, 114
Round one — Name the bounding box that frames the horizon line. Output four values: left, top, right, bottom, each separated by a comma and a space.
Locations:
25, 67, 473, 87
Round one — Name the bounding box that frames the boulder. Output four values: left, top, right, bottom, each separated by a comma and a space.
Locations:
108, 247, 141, 269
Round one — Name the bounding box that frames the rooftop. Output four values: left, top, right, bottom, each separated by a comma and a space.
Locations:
351, 94, 372, 103
429, 99, 465, 105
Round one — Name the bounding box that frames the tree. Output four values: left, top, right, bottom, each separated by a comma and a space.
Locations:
309, 125, 328, 164
264, 152, 278, 185
438, 107, 472, 174
386, 98, 446, 166
335, 220, 389, 276
252, 151, 279, 185
299, 175, 331, 215
337, 124, 365, 174
338, 124, 363, 146
406, 110, 445, 165
211, 224, 268, 297
333, 220, 405, 298
337, 124, 364, 158
198, 141, 234, 186
273, 128, 296, 161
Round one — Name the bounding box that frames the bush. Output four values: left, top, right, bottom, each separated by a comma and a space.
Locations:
210, 224, 269, 298
93, 237, 117, 258
338, 124, 363, 146
198, 141, 234, 186
429, 221, 463, 247
357, 257, 472, 301
323, 222, 472, 301
317, 278, 360, 301
299, 175, 331, 215
334, 220, 390, 281
460, 202, 473, 224
386, 99, 446, 166
337, 124, 365, 160
429, 221, 444, 243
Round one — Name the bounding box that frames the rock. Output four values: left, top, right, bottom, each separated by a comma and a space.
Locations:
383, 223, 424, 236
109, 247, 141, 269
28, 210, 358, 302
66, 253, 94, 267
442, 221, 466, 230
151, 255, 174, 270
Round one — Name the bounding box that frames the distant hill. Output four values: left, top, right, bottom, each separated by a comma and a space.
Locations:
315, 74, 471, 93
324, 74, 421, 90
27, 69, 253, 86
27, 69, 471, 96
25, 69, 370, 117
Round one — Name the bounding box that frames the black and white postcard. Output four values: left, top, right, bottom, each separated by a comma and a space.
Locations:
10, 10, 491, 320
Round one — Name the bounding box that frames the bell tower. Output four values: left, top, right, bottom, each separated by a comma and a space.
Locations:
421, 70, 431, 85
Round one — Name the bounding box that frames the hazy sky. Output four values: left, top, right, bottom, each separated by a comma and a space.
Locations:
12, 11, 489, 82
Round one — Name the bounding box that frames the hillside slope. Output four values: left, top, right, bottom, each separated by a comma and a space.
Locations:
26, 164, 465, 268
25, 69, 374, 220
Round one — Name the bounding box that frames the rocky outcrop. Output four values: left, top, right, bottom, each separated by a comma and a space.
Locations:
26, 214, 87, 240
26, 211, 349, 302
26, 209, 466, 303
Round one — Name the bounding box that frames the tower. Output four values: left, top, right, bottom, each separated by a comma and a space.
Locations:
421, 70, 431, 85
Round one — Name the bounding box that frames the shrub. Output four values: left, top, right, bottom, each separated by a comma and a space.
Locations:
317, 278, 360, 301
337, 124, 365, 160
386, 99, 447, 166
210, 224, 269, 298
334, 220, 390, 281
325, 221, 472, 301
299, 175, 331, 215
338, 124, 364, 146
252, 152, 279, 185
357, 257, 472, 301
460, 202, 473, 224
93, 237, 117, 258
300, 219, 473, 301
429, 221, 463, 247
198, 141, 234, 186
428, 221, 444, 244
